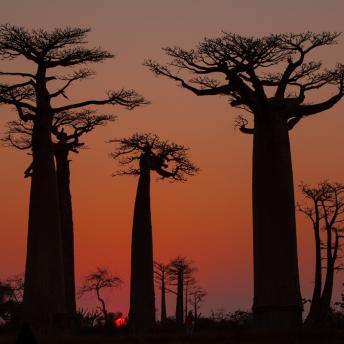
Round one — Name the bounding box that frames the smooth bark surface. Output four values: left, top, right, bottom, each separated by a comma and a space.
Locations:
23, 67, 66, 328
23, 122, 66, 327
129, 155, 155, 332
55, 146, 76, 317
252, 112, 302, 328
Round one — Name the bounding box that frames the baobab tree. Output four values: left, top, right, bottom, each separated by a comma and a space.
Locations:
298, 181, 344, 325
145, 32, 344, 327
188, 286, 207, 321
167, 256, 196, 326
0, 25, 146, 328
110, 133, 198, 332
79, 267, 123, 327
154, 261, 170, 323
3, 110, 115, 317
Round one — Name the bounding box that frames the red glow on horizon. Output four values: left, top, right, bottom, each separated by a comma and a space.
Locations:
115, 316, 127, 327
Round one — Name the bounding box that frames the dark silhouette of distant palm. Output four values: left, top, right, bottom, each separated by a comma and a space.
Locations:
4, 110, 115, 317
0, 24, 147, 328
110, 133, 198, 332
145, 32, 344, 328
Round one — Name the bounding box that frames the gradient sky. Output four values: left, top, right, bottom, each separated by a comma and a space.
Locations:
1, 0, 344, 318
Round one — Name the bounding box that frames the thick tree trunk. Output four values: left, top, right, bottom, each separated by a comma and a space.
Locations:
161, 277, 167, 323
252, 112, 302, 328
23, 118, 66, 330
176, 273, 184, 326
129, 155, 155, 333
55, 147, 76, 317
305, 225, 322, 325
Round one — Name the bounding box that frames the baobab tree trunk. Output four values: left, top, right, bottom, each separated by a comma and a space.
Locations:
318, 263, 335, 323
23, 117, 66, 329
129, 155, 155, 332
161, 277, 167, 323
55, 146, 76, 317
176, 272, 184, 326
305, 223, 322, 325
317, 231, 338, 323
252, 112, 302, 329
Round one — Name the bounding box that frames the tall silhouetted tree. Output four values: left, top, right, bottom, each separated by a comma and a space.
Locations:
167, 256, 196, 326
299, 181, 344, 325
3, 110, 115, 317
145, 32, 344, 328
111, 134, 198, 332
0, 25, 146, 328
79, 267, 122, 327
188, 286, 207, 320
154, 261, 170, 323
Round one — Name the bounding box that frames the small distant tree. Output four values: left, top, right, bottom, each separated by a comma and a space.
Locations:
154, 261, 170, 323
167, 256, 196, 326
188, 286, 207, 320
79, 267, 122, 327
184, 276, 196, 321
298, 181, 344, 325
110, 133, 198, 332
3, 110, 115, 316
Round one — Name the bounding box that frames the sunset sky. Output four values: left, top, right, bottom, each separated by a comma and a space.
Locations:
1, 0, 344, 318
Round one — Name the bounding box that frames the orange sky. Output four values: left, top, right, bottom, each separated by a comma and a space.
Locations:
1, 0, 344, 317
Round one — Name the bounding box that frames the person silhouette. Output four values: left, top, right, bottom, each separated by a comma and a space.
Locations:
16, 322, 38, 344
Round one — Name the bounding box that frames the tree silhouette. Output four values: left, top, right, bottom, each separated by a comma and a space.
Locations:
298, 181, 344, 325
188, 286, 207, 321
145, 32, 344, 328
79, 267, 122, 327
0, 274, 24, 324
3, 110, 115, 317
154, 261, 170, 323
111, 133, 198, 332
0, 25, 146, 328
167, 256, 196, 326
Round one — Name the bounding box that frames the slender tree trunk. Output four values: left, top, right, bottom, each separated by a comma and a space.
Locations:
129, 155, 155, 333
184, 285, 188, 321
252, 112, 302, 328
23, 116, 66, 329
161, 276, 167, 323
317, 231, 338, 322
305, 221, 322, 325
318, 263, 335, 323
55, 147, 76, 317
96, 288, 108, 325
176, 272, 184, 326
194, 297, 198, 320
